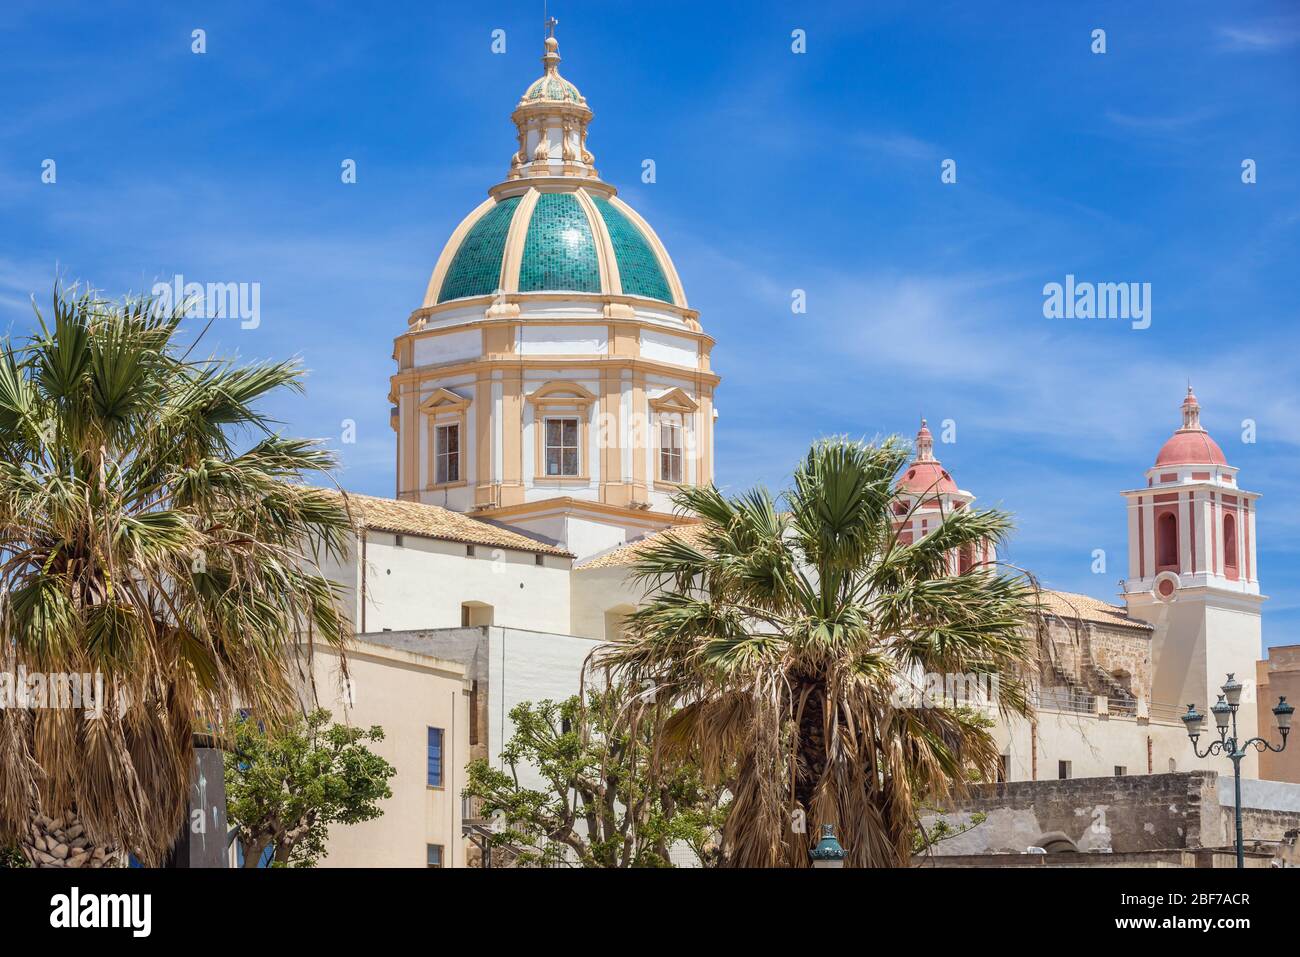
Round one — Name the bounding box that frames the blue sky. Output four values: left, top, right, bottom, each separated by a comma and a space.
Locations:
1, 1, 1297, 647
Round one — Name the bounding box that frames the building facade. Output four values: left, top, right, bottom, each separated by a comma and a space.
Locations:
1258, 645, 1300, 784
305, 30, 1284, 866
299, 639, 470, 868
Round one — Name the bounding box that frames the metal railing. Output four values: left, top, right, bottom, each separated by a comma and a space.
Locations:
462, 794, 485, 823
1033, 687, 1098, 715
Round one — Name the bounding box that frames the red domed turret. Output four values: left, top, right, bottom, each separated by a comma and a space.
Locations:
898, 419, 958, 494
1154, 387, 1227, 467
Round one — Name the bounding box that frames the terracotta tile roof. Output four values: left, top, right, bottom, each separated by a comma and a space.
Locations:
576, 524, 708, 570
331, 491, 573, 558
1036, 589, 1151, 631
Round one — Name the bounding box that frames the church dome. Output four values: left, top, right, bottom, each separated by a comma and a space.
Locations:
1155, 431, 1227, 467
428, 187, 684, 307
898, 419, 958, 494
898, 460, 957, 495
1154, 388, 1228, 467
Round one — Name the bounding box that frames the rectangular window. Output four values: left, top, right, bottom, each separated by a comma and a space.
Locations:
435, 423, 460, 485
1114, 765, 1127, 777
426, 844, 443, 868
544, 417, 580, 477
1058, 760, 1071, 780
659, 420, 683, 484
427, 727, 444, 788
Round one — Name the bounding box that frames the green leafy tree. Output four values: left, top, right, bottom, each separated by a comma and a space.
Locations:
224, 708, 395, 868
0, 285, 351, 865
464, 686, 730, 867
913, 812, 987, 856
602, 437, 1038, 867
0, 845, 27, 868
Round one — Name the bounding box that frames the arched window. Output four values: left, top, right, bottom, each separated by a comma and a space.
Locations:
1156, 512, 1179, 570
603, 605, 637, 642
957, 544, 975, 575
1223, 512, 1239, 580
461, 602, 494, 627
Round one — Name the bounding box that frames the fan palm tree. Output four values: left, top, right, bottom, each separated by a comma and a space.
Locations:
0, 285, 351, 866
601, 437, 1038, 867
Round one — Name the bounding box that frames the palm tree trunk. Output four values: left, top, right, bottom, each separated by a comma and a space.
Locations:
21, 813, 121, 868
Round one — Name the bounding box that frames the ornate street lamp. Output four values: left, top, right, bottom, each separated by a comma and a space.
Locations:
809, 824, 846, 869
1182, 675, 1292, 869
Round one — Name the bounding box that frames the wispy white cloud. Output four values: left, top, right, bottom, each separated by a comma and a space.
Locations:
851, 131, 940, 162
1103, 109, 1218, 135
1217, 20, 1300, 52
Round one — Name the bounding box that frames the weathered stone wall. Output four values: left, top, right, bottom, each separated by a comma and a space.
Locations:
924, 771, 1218, 855
1203, 776, 1300, 852
1088, 623, 1152, 699
1038, 616, 1151, 705
923, 771, 1300, 865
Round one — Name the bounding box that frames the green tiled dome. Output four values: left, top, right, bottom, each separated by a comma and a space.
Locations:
524, 75, 582, 104
518, 193, 601, 294
437, 196, 521, 303
593, 198, 673, 303
432, 189, 682, 307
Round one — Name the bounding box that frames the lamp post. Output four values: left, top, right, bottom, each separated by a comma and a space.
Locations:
809, 823, 846, 868
1181, 674, 1293, 869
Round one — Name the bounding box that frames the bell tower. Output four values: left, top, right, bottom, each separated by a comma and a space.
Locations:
893, 419, 994, 573
1122, 389, 1264, 774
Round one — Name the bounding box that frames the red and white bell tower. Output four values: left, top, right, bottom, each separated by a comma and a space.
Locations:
1122, 388, 1264, 774
894, 419, 993, 574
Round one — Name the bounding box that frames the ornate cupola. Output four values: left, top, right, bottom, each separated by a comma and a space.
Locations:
897, 419, 958, 496
389, 21, 720, 560
893, 418, 987, 573
1154, 387, 1228, 468
508, 22, 599, 182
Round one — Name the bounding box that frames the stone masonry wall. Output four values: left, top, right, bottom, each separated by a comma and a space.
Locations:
924, 771, 1223, 855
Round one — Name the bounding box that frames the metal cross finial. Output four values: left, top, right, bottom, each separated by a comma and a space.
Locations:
546, 15, 559, 39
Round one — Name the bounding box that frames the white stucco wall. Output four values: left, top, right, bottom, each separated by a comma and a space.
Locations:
487, 627, 604, 790
413, 328, 482, 366
1128, 590, 1263, 778
571, 565, 650, 640
324, 529, 573, 635
993, 709, 1227, 784
518, 324, 608, 355
639, 328, 698, 367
